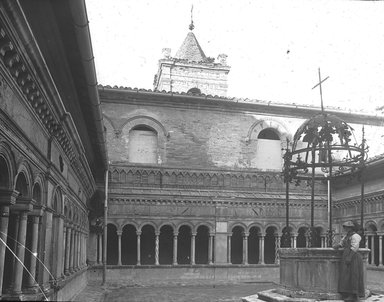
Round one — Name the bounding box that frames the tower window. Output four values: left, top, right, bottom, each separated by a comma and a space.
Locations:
187, 87, 201, 95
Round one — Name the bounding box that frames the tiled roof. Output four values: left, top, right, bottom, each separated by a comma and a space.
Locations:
97, 84, 384, 116
174, 31, 207, 62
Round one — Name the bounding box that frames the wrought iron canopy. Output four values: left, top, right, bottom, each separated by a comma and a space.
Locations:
288, 113, 367, 181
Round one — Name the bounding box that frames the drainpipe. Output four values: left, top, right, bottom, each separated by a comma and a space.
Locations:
102, 168, 109, 286
68, 0, 108, 168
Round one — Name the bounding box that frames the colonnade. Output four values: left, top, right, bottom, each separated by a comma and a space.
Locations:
366, 232, 384, 266
63, 223, 88, 275
98, 226, 214, 266
0, 189, 88, 298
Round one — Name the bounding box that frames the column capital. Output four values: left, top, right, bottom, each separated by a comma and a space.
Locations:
155, 231, 160, 236
28, 206, 45, 217
191, 232, 197, 237
243, 232, 249, 237
0, 188, 19, 205
0, 205, 10, 217
117, 231, 122, 236
136, 230, 142, 236
173, 232, 179, 237
10, 197, 33, 212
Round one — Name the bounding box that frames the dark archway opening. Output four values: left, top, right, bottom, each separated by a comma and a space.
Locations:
107, 224, 118, 265
257, 128, 280, 140
141, 225, 155, 265
231, 226, 244, 264
159, 225, 173, 265
264, 227, 276, 264
248, 227, 260, 264
122, 224, 137, 265
177, 225, 191, 264
195, 225, 209, 264
297, 227, 308, 248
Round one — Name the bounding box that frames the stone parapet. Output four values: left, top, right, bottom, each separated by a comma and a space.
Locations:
278, 248, 370, 300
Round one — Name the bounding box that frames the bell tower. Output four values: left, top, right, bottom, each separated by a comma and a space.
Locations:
153, 18, 230, 97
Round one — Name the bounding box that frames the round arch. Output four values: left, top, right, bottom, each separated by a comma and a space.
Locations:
194, 222, 214, 234
176, 222, 194, 233
159, 222, 176, 234
138, 221, 158, 233
0, 142, 16, 189
51, 186, 63, 214
246, 119, 291, 146
120, 115, 168, 138
229, 222, 248, 232
263, 223, 280, 234
32, 173, 45, 205
246, 223, 263, 233
15, 161, 33, 198
122, 221, 139, 231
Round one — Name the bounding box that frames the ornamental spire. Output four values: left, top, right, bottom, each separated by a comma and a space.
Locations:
189, 5, 194, 31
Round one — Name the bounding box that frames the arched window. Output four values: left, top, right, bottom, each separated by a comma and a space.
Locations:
128, 125, 158, 164
255, 128, 282, 171
187, 87, 201, 95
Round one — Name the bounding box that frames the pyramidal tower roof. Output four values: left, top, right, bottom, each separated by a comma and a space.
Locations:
174, 20, 207, 62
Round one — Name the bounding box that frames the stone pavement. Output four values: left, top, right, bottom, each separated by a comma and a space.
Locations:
73, 281, 275, 302
73, 280, 384, 302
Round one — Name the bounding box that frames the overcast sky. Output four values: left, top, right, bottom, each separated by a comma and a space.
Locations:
86, 0, 384, 113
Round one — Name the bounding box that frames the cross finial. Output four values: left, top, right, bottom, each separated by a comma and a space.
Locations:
189, 5, 194, 31
312, 68, 329, 112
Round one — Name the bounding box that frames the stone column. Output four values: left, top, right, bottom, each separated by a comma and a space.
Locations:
65, 225, 71, 275
275, 235, 281, 264
117, 231, 122, 266
320, 236, 325, 248
227, 235, 232, 264
370, 235, 375, 265
73, 228, 78, 271
12, 211, 28, 294
0, 205, 10, 295
173, 232, 178, 265
242, 232, 248, 265
379, 233, 383, 266
155, 232, 159, 265
70, 225, 75, 273
365, 235, 369, 251
259, 235, 265, 264
136, 230, 141, 265
208, 234, 213, 265
56, 214, 65, 278
98, 233, 102, 264
76, 229, 80, 269
27, 216, 40, 287
62, 226, 67, 276
79, 232, 83, 268
10, 214, 20, 279
293, 234, 297, 248
0, 189, 17, 297
191, 232, 196, 265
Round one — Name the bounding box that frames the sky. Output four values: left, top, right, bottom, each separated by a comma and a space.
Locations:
86, 0, 384, 113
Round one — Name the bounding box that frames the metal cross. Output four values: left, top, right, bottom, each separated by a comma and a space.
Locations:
312, 68, 329, 112
189, 5, 195, 31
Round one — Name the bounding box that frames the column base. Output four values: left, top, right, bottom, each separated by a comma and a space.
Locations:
22, 284, 40, 294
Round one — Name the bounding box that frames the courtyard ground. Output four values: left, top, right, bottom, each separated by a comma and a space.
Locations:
74, 277, 384, 302
73, 281, 275, 302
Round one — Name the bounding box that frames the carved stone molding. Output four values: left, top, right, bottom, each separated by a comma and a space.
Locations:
0, 21, 93, 197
